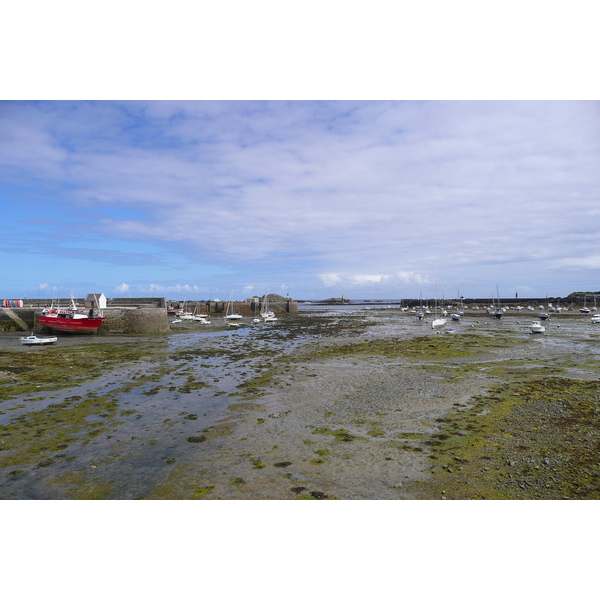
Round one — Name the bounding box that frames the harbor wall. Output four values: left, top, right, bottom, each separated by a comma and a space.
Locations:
169, 299, 299, 315
306, 297, 592, 308
0, 307, 170, 334
20, 297, 167, 309
100, 307, 170, 333
0, 296, 297, 333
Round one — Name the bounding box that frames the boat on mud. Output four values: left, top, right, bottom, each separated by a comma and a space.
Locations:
529, 320, 546, 334
224, 291, 243, 322
20, 334, 58, 345
38, 295, 105, 333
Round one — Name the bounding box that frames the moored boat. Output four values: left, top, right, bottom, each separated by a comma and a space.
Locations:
261, 293, 277, 322
38, 295, 105, 333
224, 291, 243, 321
529, 320, 545, 334
20, 334, 58, 345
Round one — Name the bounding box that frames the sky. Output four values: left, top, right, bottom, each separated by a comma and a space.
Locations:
1, 4, 599, 302
2, 100, 599, 301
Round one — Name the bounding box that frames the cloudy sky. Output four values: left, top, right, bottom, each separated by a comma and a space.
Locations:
2, 3, 599, 302
1, 100, 599, 301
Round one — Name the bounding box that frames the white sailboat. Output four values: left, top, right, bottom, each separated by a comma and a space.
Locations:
178, 297, 194, 320
431, 287, 446, 329
451, 292, 463, 321
192, 302, 210, 323
261, 293, 277, 322
488, 286, 503, 318
415, 291, 424, 320
224, 291, 243, 323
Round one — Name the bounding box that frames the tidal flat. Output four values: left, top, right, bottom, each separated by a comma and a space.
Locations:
1, 309, 599, 499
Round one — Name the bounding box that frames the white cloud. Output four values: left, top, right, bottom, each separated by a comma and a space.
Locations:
319, 273, 343, 287
351, 275, 387, 285
142, 283, 203, 296
38, 283, 49, 290
115, 283, 129, 293
2, 100, 599, 298
553, 255, 600, 270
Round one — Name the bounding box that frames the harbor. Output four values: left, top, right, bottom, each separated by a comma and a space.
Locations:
1, 305, 599, 499
0, 295, 299, 335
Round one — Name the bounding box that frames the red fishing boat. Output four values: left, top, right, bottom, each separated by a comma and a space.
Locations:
38, 295, 105, 334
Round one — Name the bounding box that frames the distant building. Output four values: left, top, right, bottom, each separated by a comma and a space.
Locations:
85, 293, 107, 309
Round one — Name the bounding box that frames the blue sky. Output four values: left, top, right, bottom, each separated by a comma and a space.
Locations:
1, 100, 599, 300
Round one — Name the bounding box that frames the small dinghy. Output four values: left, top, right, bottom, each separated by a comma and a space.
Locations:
20, 334, 58, 345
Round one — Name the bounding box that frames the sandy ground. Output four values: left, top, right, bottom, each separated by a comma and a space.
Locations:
1, 309, 599, 499
151, 355, 489, 499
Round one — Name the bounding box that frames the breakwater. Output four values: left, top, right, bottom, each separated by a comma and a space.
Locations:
302, 297, 590, 309
0, 307, 170, 334
0, 296, 298, 333
168, 298, 299, 316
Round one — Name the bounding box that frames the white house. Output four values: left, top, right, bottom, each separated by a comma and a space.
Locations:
85, 293, 107, 309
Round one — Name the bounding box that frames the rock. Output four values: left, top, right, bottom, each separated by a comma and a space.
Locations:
187, 435, 206, 443
310, 491, 328, 499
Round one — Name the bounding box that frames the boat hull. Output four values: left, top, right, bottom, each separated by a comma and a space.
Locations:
529, 321, 545, 334
38, 315, 105, 333
20, 336, 58, 345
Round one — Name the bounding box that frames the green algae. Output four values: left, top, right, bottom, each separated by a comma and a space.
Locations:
44, 470, 114, 500
314, 448, 330, 456
193, 486, 214, 499
367, 424, 385, 437
0, 391, 122, 469
297, 333, 521, 363
313, 426, 359, 442
409, 377, 600, 499
0, 343, 156, 400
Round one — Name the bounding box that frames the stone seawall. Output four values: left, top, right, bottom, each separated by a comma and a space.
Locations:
101, 308, 170, 333
0, 307, 169, 334
182, 299, 299, 316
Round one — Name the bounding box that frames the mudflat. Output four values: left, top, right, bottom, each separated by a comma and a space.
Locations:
1, 309, 599, 499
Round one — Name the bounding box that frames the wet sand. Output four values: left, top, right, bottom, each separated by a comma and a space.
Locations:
1, 309, 599, 499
